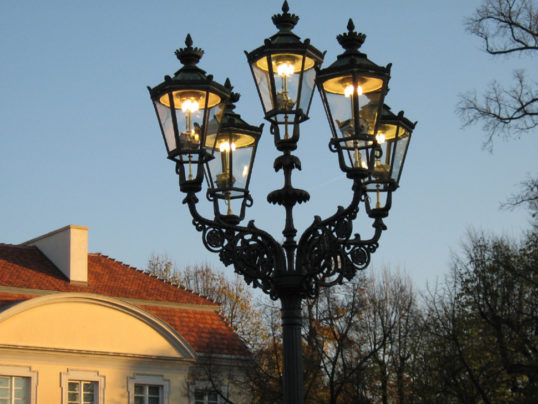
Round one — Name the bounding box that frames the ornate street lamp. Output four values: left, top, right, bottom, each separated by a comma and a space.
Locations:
148, 3, 415, 403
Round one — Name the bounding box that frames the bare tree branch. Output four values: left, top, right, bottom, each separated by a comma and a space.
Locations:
458, 0, 537, 149
501, 175, 538, 215
458, 70, 538, 149
466, 0, 538, 55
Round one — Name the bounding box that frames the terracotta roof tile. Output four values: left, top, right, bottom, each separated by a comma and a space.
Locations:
0, 244, 213, 305
142, 305, 249, 356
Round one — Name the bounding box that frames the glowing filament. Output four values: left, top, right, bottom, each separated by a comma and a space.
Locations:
376, 133, 386, 144
219, 141, 236, 152
344, 84, 363, 97
277, 62, 294, 77
242, 165, 249, 177
181, 99, 200, 113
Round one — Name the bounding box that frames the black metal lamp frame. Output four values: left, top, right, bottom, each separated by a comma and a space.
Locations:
149, 2, 415, 404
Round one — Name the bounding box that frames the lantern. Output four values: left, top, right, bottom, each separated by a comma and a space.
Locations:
245, 1, 323, 146
148, 34, 229, 192
204, 81, 263, 224
365, 104, 416, 217
317, 19, 391, 178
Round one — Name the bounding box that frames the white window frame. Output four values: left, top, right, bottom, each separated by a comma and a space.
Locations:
60, 369, 105, 404
189, 381, 228, 404
0, 365, 38, 404
127, 374, 170, 404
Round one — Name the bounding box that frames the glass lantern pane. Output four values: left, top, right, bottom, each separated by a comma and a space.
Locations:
231, 144, 254, 192
343, 139, 372, 170
273, 54, 303, 111
169, 89, 223, 156
391, 130, 410, 183
298, 66, 316, 115
359, 91, 382, 136
251, 58, 273, 114
324, 92, 355, 138
366, 181, 391, 210
154, 99, 176, 154
206, 132, 255, 193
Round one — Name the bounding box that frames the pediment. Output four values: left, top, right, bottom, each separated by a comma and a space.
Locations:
0, 293, 196, 360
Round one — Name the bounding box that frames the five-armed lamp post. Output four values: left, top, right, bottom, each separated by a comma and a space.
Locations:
148, 3, 415, 403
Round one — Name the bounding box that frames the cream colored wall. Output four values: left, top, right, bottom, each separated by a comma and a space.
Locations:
0, 293, 249, 403
0, 351, 192, 404
0, 299, 180, 357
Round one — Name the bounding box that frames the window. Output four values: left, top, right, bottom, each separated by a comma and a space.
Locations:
0, 365, 37, 404
193, 388, 220, 404
0, 376, 29, 404
61, 369, 104, 404
67, 381, 96, 404
189, 382, 227, 404
134, 384, 162, 404
128, 375, 169, 404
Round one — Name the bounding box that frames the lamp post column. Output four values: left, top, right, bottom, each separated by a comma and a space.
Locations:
281, 292, 304, 404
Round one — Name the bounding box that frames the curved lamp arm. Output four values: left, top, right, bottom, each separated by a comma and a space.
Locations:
296, 179, 387, 297
183, 192, 286, 299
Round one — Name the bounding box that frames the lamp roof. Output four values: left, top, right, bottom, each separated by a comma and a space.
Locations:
318, 19, 391, 80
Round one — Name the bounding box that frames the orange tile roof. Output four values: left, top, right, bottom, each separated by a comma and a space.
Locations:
0, 243, 248, 356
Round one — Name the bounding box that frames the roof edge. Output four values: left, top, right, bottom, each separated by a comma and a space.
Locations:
21, 225, 89, 245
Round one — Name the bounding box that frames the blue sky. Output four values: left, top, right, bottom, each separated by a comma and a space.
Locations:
1, 0, 536, 291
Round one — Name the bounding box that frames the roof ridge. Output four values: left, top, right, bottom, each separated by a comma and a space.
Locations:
89, 253, 219, 306
0, 243, 38, 249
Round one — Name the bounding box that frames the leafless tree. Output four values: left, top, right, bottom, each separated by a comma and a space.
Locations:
457, 0, 537, 148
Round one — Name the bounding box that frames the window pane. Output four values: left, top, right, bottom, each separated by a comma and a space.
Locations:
0, 376, 8, 399
134, 398, 144, 404
134, 384, 144, 395
208, 390, 218, 403
0, 399, 8, 404
148, 398, 159, 404
83, 382, 94, 393
148, 385, 160, 396
68, 391, 79, 402
83, 392, 95, 404
68, 382, 80, 392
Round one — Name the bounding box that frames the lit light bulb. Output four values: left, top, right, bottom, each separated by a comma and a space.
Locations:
277, 62, 294, 77
181, 99, 200, 113
376, 133, 386, 144
219, 141, 236, 152
242, 165, 249, 177
344, 85, 363, 97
